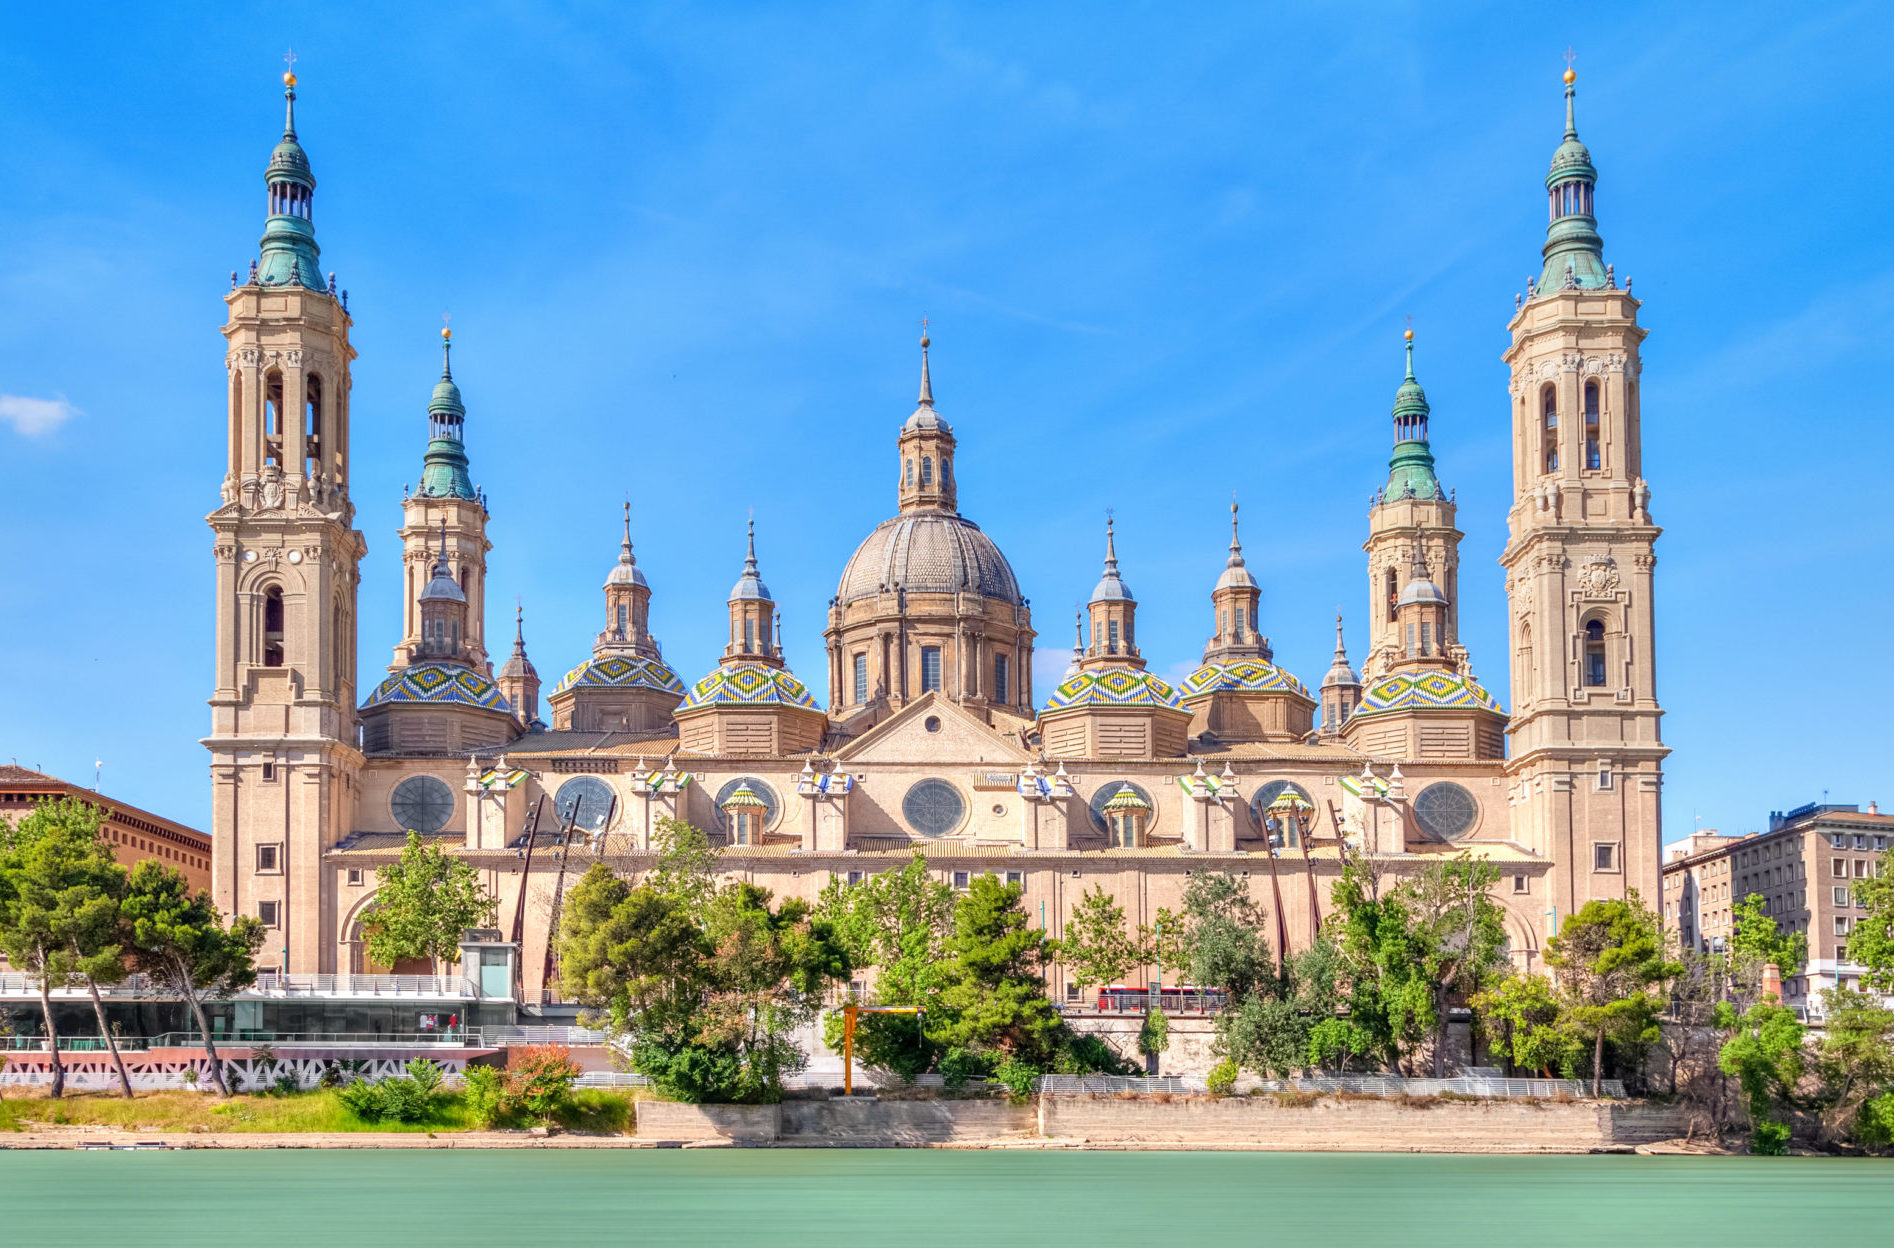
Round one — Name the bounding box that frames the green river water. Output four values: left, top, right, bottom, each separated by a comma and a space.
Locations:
6, 1151, 1886, 1245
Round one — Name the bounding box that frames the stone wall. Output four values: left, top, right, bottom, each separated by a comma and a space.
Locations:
634, 1101, 780, 1142
780, 1098, 1033, 1143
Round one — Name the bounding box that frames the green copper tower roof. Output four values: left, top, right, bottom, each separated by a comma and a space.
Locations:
418, 330, 479, 502
1381, 331, 1443, 503
1537, 68, 1608, 294
256, 71, 325, 290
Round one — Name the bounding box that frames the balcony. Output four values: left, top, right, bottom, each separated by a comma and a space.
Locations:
0, 971, 485, 1002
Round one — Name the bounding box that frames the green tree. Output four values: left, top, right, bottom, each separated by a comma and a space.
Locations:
932, 874, 1065, 1068
1813, 988, 1894, 1146
1716, 998, 1805, 1154
121, 859, 266, 1096
1168, 872, 1275, 1002
1137, 1006, 1170, 1070
0, 797, 140, 1098
1404, 856, 1512, 1076
814, 853, 955, 1079
1546, 892, 1679, 1097
1849, 849, 1894, 993
1058, 884, 1149, 994
360, 831, 498, 973
1325, 858, 1432, 1072
645, 816, 722, 904
1472, 973, 1578, 1077
1730, 892, 1809, 982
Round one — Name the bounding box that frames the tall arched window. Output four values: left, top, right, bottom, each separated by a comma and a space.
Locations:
904, 459, 913, 487
744, 617, 756, 651
264, 371, 285, 467
1385, 567, 1399, 622
1584, 381, 1601, 470
1584, 619, 1607, 687
993, 653, 1010, 704
263, 588, 285, 667
1541, 385, 1559, 473
305, 374, 323, 470
616, 603, 629, 634
920, 457, 933, 487
1107, 620, 1121, 654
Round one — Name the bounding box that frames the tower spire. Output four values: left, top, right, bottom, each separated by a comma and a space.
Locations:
1538, 61, 1607, 293
1383, 327, 1440, 501
256, 61, 322, 289
1227, 499, 1245, 570
620, 500, 636, 567
419, 325, 476, 499
918, 319, 934, 406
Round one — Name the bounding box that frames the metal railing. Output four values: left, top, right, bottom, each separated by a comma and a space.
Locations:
0, 971, 485, 1000
1037, 1073, 1622, 1099
482, 1025, 610, 1045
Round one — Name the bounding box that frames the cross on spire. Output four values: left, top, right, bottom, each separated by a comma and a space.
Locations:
284, 47, 298, 75
1563, 46, 1576, 72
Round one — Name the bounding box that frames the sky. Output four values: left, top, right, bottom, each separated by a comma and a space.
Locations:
0, 2, 1887, 842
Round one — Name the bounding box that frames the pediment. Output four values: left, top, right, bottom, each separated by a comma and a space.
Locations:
832, 692, 1033, 767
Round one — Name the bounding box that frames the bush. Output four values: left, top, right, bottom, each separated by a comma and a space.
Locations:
1750, 1119, 1791, 1156
1054, 1032, 1137, 1076
1206, 1058, 1239, 1096
992, 1059, 1040, 1104
939, 1046, 991, 1088
338, 1075, 438, 1124
510, 1045, 582, 1123
461, 1065, 509, 1129
1138, 1007, 1170, 1058
1854, 1092, 1894, 1153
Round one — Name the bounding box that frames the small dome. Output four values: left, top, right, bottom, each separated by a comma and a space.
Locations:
837, 512, 1022, 604
267, 137, 313, 187
429, 375, 464, 417
1091, 572, 1134, 602
1043, 667, 1185, 713
1549, 134, 1594, 182
498, 649, 537, 681
1351, 669, 1503, 719
419, 565, 465, 604
1101, 786, 1152, 813
679, 662, 819, 711
1215, 562, 1258, 592
1179, 659, 1309, 701
719, 781, 770, 810
1321, 656, 1360, 690
607, 560, 648, 589
1397, 573, 1448, 608
551, 655, 684, 698
730, 569, 772, 601
362, 663, 512, 712
902, 405, 951, 434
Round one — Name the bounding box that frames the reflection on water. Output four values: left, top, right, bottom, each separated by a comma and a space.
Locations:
12, 1150, 1890, 1246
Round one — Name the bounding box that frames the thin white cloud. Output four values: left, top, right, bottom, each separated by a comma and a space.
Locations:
0, 394, 79, 436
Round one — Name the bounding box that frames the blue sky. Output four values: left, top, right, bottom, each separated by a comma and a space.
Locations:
0, 3, 1886, 840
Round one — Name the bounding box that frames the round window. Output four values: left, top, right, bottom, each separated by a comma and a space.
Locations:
1413, 781, 1479, 840
714, 776, 780, 834
556, 776, 618, 834
924, 716, 942, 733
902, 779, 966, 838
390, 775, 454, 834
1087, 781, 1156, 836
1249, 780, 1313, 831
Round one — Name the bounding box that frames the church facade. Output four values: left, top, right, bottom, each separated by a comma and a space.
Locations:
205, 68, 1665, 1003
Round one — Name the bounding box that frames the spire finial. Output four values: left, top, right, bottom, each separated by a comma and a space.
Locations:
1227, 497, 1245, 569
1103, 509, 1118, 576
440, 315, 453, 379
1562, 50, 1578, 138
1073, 608, 1085, 657
513, 599, 528, 655
437, 516, 452, 575
917, 316, 934, 406
1403, 318, 1415, 380
744, 512, 758, 576
620, 500, 635, 566
282, 49, 298, 136
1334, 611, 1347, 659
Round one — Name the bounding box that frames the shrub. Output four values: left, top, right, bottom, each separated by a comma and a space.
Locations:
1206, 1058, 1238, 1096
1054, 1032, 1137, 1076
1854, 1092, 1894, 1153
405, 1059, 444, 1095
1138, 1007, 1170, 1058
1750, 1120, 1791, 1156
992, 1059, 1040, 1104
939, 1047, 991, 1088
339, 1075, 438, 1124
510, 1045, 582, 1123
461, 1064, 509, 1129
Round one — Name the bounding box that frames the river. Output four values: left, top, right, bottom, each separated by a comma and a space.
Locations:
8, 1150, 1886, 1244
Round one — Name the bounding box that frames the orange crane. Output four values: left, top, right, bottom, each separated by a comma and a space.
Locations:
838, 1004, 922, 1096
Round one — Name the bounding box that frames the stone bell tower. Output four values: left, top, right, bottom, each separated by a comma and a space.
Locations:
1500, 67, 1666, 919
206, 69, 365, 973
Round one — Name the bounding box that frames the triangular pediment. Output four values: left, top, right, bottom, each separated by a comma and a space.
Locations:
832, 692, 1034, 766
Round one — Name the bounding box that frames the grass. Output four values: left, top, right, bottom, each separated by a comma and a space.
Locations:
0, 1087, 637, 1135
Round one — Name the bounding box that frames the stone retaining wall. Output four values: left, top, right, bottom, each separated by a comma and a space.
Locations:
780, 1097, 1033, 1143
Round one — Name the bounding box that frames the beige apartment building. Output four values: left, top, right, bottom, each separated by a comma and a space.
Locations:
1663, 802, 1893, 1015
0, 765, 213, 894
204, 68, 1668, 1004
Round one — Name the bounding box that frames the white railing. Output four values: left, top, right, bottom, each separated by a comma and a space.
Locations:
1037, 1073, 1622, 1099
482, 1025, 610, 1045
245, 972, 484, 998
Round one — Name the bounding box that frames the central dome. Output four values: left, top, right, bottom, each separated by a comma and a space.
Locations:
836, 512, 1022, 605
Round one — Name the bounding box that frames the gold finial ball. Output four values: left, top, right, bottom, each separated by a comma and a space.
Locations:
283, 71, 297, 87
1563, 68, 1576, 85
1403, 328, 1414, 342
441, 327, 452, 341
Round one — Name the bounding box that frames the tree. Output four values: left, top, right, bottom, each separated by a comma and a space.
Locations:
1058, 885, 1148, 994
1167, 872, 1275, 1002
932, 874, 1065, 1068
1546, 892, 1679, 1097
1472, 973, 1578, 1077
1403, 856, 1512, 1076
121, 860, 266, 1096
1813, 988, 1894, 1146
360, 831, 498, 974
1717, 998, 1805, 1154
814, 853, 956, 1078
0, 797, 135, 1098
1730, 892, 1809, 983
1850, 849, 1894, 993
1137, 1006, 1170, 1071
1325, 858, 1432, 1072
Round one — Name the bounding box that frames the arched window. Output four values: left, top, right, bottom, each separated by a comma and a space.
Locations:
1584, 381, 1601, 470
993, 653, 1010, 704
1109, 811, 1146, 848
941, 458, 951, 486
1541, 385, 1559, 473
262, 587, 285, 667
1385, 567, 1399, 622
920, 457, 933, 487
305, 374, 323, 469
1584, 619, 1607, 687
904, 459, 913, 487
264, 371, 284, 467
744, 617, 756, 651
1107, 620, 1121, 654
616, 602, 629, 634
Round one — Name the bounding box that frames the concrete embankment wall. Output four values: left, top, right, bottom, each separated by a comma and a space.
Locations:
635, 1095, 1683, 1151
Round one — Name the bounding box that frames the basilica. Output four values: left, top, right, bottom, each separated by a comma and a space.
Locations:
206, 67, 1666, 1003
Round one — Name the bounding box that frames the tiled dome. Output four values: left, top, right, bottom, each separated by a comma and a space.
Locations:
679, 662, 819, 711
1043, 667, 1186, 712
362, 663, 512, 712
551, 655, 684, 698
837, 513, 1021, 605
1352, 669, 1504, 718
1179, 659, 1309, 700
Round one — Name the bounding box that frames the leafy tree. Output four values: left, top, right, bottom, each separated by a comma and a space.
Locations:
1059, 885, 1149, 994
1716, 998, 1805, 1154
1547, 892, 1679, 1097
932, 874, 1065, 1067
814, 853, 955, 1078
1168, 872, 1275, 1002
1472, 973, 1578, 1077
0, 798, 135, 1098
1730, 892, 1809, 980
644, 816, 722, 904
1404, 857, 1512, 1075
1814, 988, 1894, 1146
1850, 849, 1894, 993
361, 831, 498, 973
121, 859, 266, 1096
1137, 1006, 1170, 1069
1325, 858, 1432, 1072
1220, 939, 1346, 1079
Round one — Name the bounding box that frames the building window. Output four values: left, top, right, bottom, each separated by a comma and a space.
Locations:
1106, 620, 1121, 654
744, 617, 756, 651
920, 456, 933, 487
390, 775, 456, 835
616, 602, 629, 635
1541, 385, 1559, 473
713, 777, 779, 836
903, 778, 966, 838
1419, 621, 1433, 656
1108, 811, 1146, 849
1835, 916, 1851, 936
853, 653, 869, 704
1513, 875, 1529, 894
263, 587, 286, 667
904, 459, 913, 487
730, 808, 760, 846
346, 868, 364, 886
259, 900, 280, 927
1584, 620, 1607, 687
951, 871, 970, 891
262, 761, 277, 782
1837, 943, 1849, 963
1833, 857, 1847, 878
256, 844, 281, 873
1413, 782, 1479, 841
1597, 763, 1613, 790
1594, 842, 1618, 872
1584, 381, 1601, 470
993, 653, 1010, 704
845, 871, 864, 887
1005, 871, 1023, 887
1856, 859, 1870, 879
1384, 568, 1398, 622
1834, 886, 1851, 907
919, 646, 942, 693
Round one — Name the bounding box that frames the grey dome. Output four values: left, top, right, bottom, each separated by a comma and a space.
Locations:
1215, 563, 1257, 591
1397, 574, 1448, 607
902, 405, 951, 434
837, 512, 1022, 604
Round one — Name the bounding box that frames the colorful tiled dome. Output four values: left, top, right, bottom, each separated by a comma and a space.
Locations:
679, 662, 819, 711
1043, 667, 1186, 712
1351, 669, 1504, 718
1179, 659, 1310, 700
362, 663, 512, 712
551, 655, 685, 698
